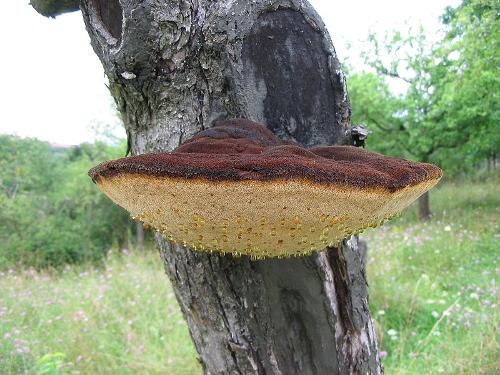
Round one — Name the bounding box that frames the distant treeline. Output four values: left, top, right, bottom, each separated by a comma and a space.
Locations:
0, 136, 135, 269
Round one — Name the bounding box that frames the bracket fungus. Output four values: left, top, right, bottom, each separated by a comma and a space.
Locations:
89, 119, 442, 258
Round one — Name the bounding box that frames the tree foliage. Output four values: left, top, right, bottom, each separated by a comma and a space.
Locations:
0, 136, 133, 269
348, 0, 499, 174
434, 0, 499, 168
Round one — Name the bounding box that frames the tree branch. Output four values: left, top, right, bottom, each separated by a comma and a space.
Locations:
30, 0, 80, 18
365, 114, 399, 133
428, 132, 470, 155
375, 64, 412, 84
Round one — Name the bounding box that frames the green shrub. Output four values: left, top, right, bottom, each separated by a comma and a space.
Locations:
0, 135, 133, 269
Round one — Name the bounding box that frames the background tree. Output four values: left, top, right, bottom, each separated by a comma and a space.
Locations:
347, 71, 406, 158
351, 27, 445, 221
434, 0, 499, 169
0, 135, 133, 269
346, 0, 498, 220
31, 0, 385, 373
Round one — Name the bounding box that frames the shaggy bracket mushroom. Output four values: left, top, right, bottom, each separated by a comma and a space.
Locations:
89, 119, 442, 259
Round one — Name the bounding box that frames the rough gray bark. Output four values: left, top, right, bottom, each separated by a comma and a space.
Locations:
78, 0, 383, 373
357, 237, 369, 269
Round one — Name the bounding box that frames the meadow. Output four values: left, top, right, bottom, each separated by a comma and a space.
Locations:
0, 177, 498, 374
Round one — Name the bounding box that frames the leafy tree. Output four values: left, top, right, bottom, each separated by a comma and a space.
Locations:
0, 135, 133, 269
347, 71, 407, 158
433, 0, 499, 168
347, 0, 499, 220
0, 136, 62, 198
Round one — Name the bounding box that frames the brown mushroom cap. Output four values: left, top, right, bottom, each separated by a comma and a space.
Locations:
89, 119, 442, 258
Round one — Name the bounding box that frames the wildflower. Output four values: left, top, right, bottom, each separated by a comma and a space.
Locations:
469, 292, 479, 300
379, 351, 388, 359
444, 225, 451, 232
73, 310, 89, 322
387, 329, 397, 336
432, 311, 440, 318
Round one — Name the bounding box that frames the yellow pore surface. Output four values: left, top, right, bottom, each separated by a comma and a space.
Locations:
96, 174, 439, 258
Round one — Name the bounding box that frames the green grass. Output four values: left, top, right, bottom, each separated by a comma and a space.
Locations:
0, 252, 200, 374
364, 177, 499, 374
0, 177, 498, 374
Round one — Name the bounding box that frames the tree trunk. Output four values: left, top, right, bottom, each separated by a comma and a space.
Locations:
136, 222, 144, 251
418, 192, 431, 221
81, 1, 382, 373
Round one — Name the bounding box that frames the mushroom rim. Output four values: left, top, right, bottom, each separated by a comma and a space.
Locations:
91, 172, 442, 195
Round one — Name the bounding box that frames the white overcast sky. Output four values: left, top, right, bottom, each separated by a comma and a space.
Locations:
1, 0, 459, 145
